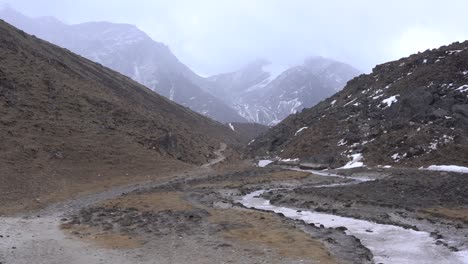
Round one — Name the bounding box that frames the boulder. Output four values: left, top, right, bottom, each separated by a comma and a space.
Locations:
299, 163, 328, 170
452, 104, 468, 117
432, 108, 449, 119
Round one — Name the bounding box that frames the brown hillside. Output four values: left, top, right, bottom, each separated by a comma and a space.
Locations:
0, 20, 240, 212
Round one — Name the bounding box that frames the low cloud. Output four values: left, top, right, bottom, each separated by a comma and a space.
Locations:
4, 0, 468, 75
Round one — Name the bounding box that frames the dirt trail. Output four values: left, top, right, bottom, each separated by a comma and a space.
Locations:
0, 145, 230, 264
201, 142, 227, 168
0, 216, 140, 264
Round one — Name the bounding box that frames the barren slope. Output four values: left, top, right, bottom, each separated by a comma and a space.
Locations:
0, 8, 247, 123
250, 41, 468, 168
0, 20, 240, 212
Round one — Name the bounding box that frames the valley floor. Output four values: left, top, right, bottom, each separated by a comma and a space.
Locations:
1, 154, 467, 263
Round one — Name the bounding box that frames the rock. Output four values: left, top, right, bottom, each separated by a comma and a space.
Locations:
315, 207, 326, 212
102, 223, 113, 231
216, 243, 232, 248
449, 246, 459, 252
336, 226, 348, 231
452, 104, 468, 117
432, 108, 448, 118
299, 163, 328, 170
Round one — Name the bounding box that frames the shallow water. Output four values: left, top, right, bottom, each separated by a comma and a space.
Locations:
241, 190, 468, 264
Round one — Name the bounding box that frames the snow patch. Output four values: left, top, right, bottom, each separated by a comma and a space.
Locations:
257, 160, 274, 167
422, 165, 468, 174
337, 139, 347, 146
338, 153, 364, 169
456, 85, 468, 93
228, 123, 235, 131
330, 99, 337, 106
447, 50, 463, 55
382, 95, 399, 107
279, 158, 299, 162
344, 98, 357, 107
169, 82, 175, 101
294, 126, 308, 136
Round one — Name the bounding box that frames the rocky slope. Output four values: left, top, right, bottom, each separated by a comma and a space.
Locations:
226, 122, 269, 144
0, 7, 246, 123
250, 41, 468, 168
208, 57, 360, 125
0, 19, 240, 208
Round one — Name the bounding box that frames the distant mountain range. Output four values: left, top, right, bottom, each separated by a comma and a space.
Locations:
207, 57, 361, 125
0, 7, 246, 123
0, 7, 360, 125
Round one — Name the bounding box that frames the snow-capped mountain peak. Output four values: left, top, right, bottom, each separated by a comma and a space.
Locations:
208, 57, 361, 125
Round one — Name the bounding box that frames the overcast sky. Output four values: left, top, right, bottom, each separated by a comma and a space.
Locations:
3, 0, 468, 76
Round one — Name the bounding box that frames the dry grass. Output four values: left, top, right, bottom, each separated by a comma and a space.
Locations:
209, 208, 337, 264
420, 207, 468, 223
99, 191, 193, 212
78, 188, 336, 263
0, 164, 195, 215
193, 170, 311, 189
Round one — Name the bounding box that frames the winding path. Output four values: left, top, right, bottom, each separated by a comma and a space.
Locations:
201, 142, 227, 168
0, 143, 229, 264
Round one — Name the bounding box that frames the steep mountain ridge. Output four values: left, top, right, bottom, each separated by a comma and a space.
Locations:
0, 7, 246, 123
250, 41, 468, 167
209, 58, 360, 125
205, 59, 273, 101
0, 19, 240, 208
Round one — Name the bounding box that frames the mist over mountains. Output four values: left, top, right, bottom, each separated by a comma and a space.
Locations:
208, 57, 360, 125
0, 7, 360, 125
